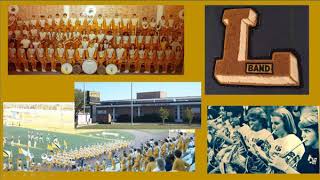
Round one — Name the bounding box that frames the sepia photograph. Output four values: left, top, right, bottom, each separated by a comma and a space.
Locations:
8, 5, 184, 75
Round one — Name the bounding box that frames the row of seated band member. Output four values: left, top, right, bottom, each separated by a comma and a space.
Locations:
8, 31, 183, 74
9, 12, 184, 34
207, 106, 319, 174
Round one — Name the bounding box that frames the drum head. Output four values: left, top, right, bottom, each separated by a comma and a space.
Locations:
106, 64, 118, 75
61, 63, 73, 74
72, 64, 82, 74
82, 60, 97, 74
97, 65, 106, 75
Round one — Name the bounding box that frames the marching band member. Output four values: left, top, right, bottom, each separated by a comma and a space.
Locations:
133, 149, 142, 172
172, 150, 190, 171
39, 28, 47, 41
122, 32, 130, 48
36, 44, 46, 72
172, 46, 183, 73
104, 15, 113, 31
9, 42, 22, 72
135, 44, 147, 73
46, 15, 53, 30
120, 152, 128, 171
61, 13, 69, 31
125, 44, 137, 73
32, 37, 41, 49
155, 46, 164, 74
17, 43, 29, 72
163, 45, 173, 73
88, 30, 96, 41
55, 43, 66, 65
86, 42, 97, 60
46, 44, 56, 72
30, 25, 38, 38
66, 45, 76, 64
149, 17, 157, 32
144, 32, 152, 48
270, 111, 319, 173
137, 31, 144, 47
97, 44, 106, 65
39, 15, 46, 29
145, 157, 156, 172
113, 14, 122, 33
141, 17, 149, 33
81, 37, 89, 50
168, 14, 175, 31
27, 44, 37, 72
96, 14, 104, 30
106, 44, 115, 65
115, 43, 127, 72
97, 29, 105, 43
145, 45, 156, 73
54, 13, 61, 30
77, 13, 87, 31
30, 15, 38, 28
130, 14, 139, 34
69, 13, 78, 31
122, 15, 130, 32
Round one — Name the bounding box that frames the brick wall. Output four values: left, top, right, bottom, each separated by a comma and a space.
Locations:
15, 5, 183, 20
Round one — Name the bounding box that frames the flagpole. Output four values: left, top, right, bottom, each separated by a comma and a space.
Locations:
131, 82, 133, 125
83, 82, 87, 125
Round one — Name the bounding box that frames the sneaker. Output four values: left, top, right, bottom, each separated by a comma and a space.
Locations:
42, 69, 46, 72
144, 71, 150, 74
171, 70, 175, 74
117, 69, 120, 73
154, 70, 159, 74
32, 69, 37, 72
24, 69, 30, 72
16, 69, 22, 72
124, 70, 129, 73
134, 70, 140, 74
51, 69, 57, 72
162, 71, 167, 74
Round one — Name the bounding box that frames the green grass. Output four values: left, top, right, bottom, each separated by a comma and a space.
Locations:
3, 126, 135, 165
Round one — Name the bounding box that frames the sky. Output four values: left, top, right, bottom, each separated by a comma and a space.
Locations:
74, 82, 201, 101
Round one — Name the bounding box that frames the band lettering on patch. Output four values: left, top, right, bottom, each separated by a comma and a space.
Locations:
213, 8, 300, 86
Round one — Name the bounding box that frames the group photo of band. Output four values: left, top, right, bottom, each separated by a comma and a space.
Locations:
8, 5, 184, 75
207, 106, 319, 174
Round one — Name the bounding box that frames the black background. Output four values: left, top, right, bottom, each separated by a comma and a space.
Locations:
205, 6, 309, 95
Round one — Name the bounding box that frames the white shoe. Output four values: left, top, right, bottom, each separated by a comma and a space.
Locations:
162, 71, 167, 74
144, 71, 150, 74
24, 69, 30, 72
171, 70, 175, 74
51, 69, 57, 72
154, 70, 159, 74
134, 70, 139, 73
16, 69, 22, 72
124, 70, 129, 73
32, 69, 37, 72
117, 70, 120, 73
42, 69, 46, 72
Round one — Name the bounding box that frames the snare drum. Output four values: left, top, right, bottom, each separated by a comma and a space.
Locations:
61, 63, 73, 74
72, 64, 82, 74
97, 65, 106, 75
106, 64, 118, 75
82, 59, 97, 74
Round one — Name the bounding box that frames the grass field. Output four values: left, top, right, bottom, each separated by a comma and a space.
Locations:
3, 125, 135, 165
